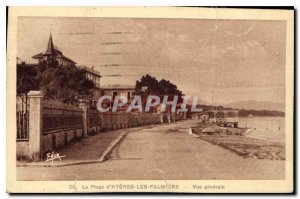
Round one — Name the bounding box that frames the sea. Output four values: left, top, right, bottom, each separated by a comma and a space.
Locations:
238, 117, 285, 143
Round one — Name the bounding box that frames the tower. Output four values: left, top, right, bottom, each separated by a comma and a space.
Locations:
32, 31, 76, 67
43, 32, 57, 63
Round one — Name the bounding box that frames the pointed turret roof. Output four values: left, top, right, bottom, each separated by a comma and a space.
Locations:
44, 32, 56, 56
32, 31, 77, 65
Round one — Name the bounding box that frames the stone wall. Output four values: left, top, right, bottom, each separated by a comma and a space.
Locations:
16, 140, 29, 160
42, 128, 84, 155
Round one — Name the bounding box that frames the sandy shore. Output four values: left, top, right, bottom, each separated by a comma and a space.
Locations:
192, 123, 285, 160
245, 128, 285, 143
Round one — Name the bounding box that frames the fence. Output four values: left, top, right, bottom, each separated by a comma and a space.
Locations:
89, 111, 163, 131
138, 112, 163, 125
16, 91, 183, 161
89, 109, 101, 128
98, 112, 128, 130
43, 101, 83, 133
16, 96, 29, 140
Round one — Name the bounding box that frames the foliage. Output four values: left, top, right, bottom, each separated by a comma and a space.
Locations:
17, 63, 39, 94
194, 104, 285, 117
237, 109, 285, 117
17, 62, 95, 104
135, 74, 183, 101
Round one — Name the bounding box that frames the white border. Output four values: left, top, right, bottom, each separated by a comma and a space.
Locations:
1, 1, 299, 198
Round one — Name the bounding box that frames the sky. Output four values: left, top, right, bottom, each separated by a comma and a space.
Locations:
17, 17, 286, 105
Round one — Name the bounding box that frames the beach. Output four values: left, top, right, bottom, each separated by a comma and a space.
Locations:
192, 117, 285, 161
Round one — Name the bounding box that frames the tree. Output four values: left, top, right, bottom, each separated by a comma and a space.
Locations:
158, 79, 182, 97
17, 63, 39, 95
135, 74, 160, 98
135, 74, 183, 102
17, 61, 95, 104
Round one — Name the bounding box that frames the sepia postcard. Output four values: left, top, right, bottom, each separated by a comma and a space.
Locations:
7, 7, 294, 193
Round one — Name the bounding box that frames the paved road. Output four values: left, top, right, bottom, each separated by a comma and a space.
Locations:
17, 120, 285, 180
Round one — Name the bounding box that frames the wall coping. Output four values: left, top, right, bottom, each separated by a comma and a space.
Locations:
28, 91, 44, 98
